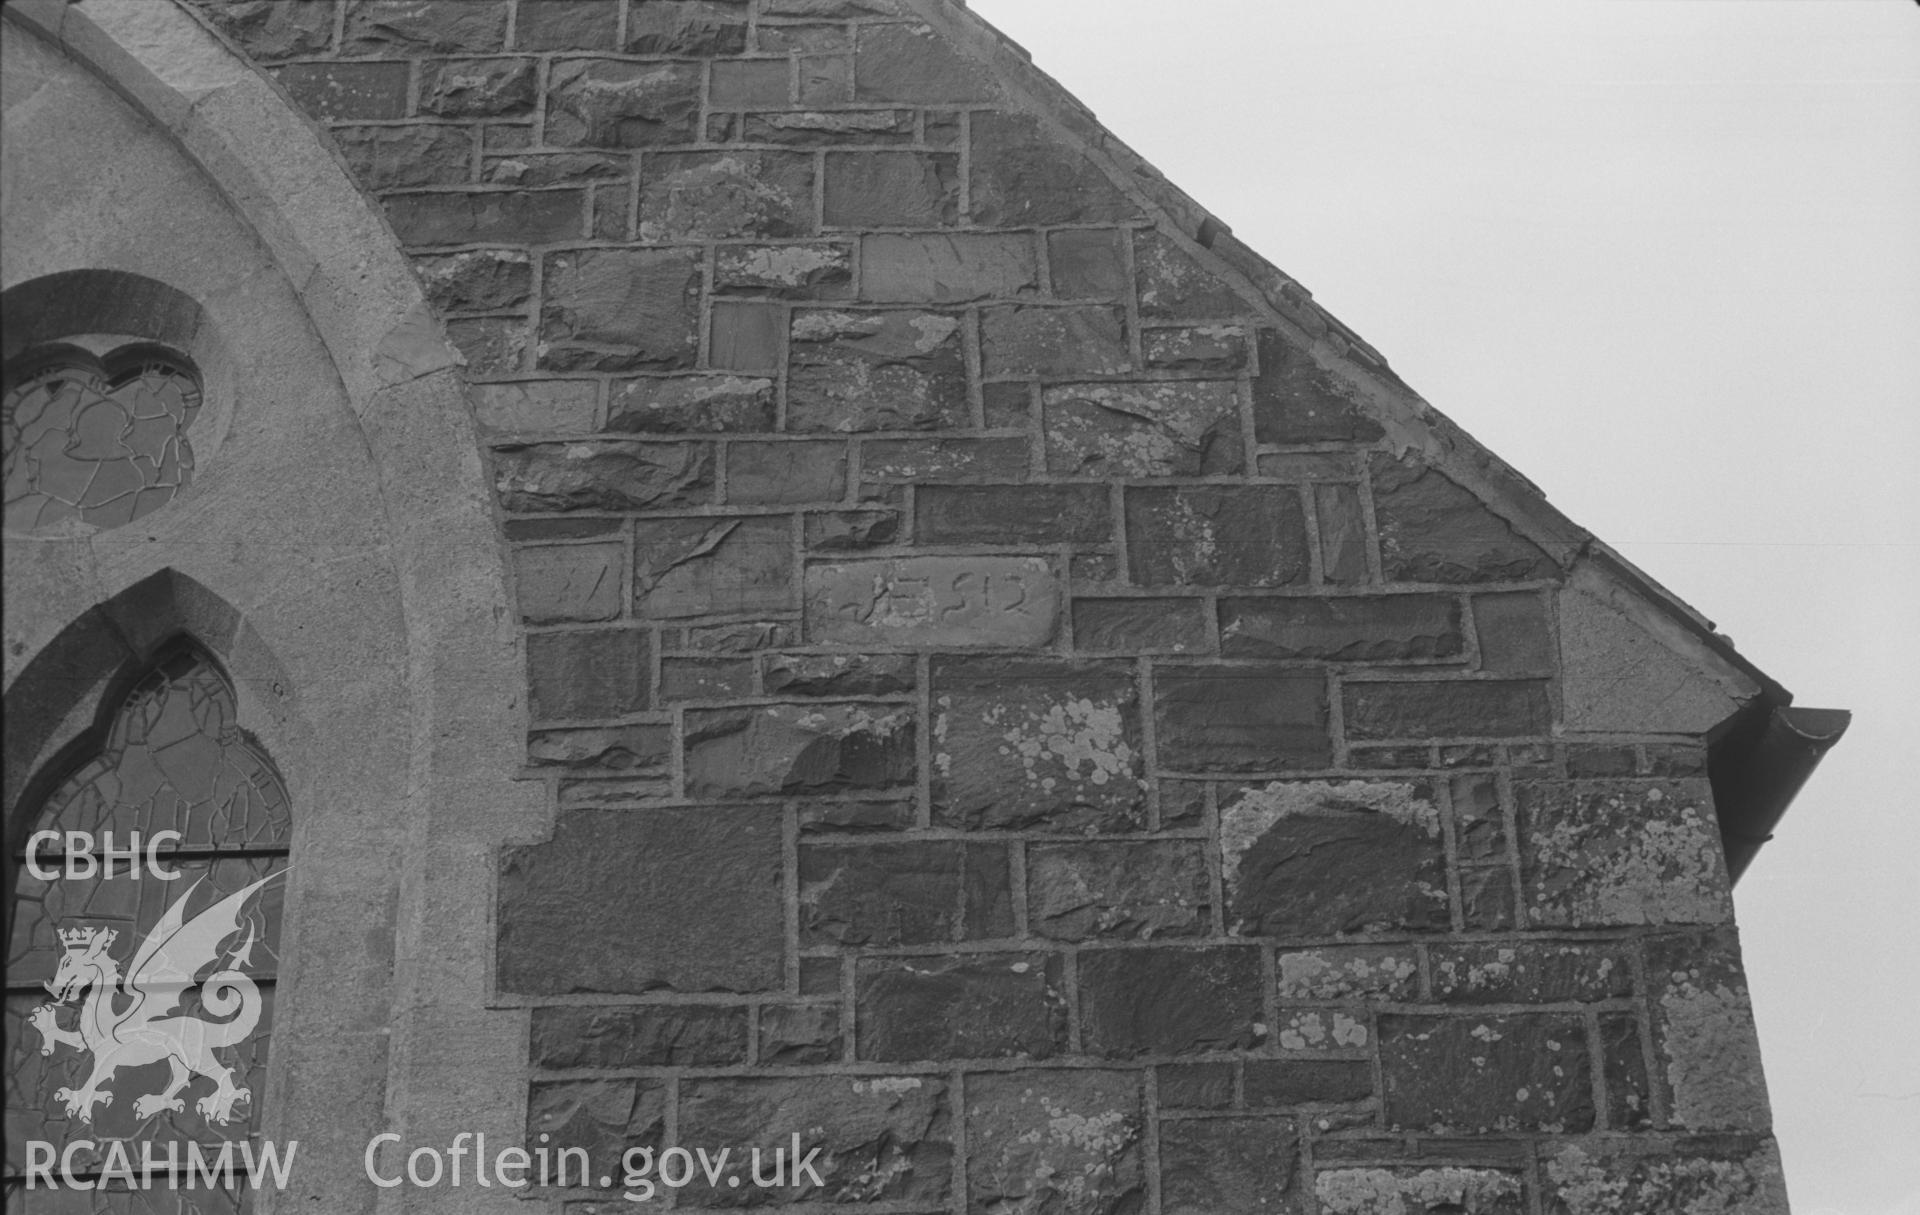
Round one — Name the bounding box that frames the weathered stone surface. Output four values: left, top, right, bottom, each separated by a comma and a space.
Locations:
1600, 1012, 1652, 1130
931, 658, 1145, 831
916, 484, 1109, 545
494, 441, 710, 511
678, 1075, 951, 1205
527, 628, 648, 721
527, 1078, 666, 1158
1153, 668, 1330, 771
276, 62, 410, 120
387, 188, 583, 247
1251, 329, 1385, 444
1473, 591, 1554, 674
540, 248, 702, 370
1071, 597, 1208, 654
861, 437, 1030, 480
485, 150, 626, 188
516, 0, 620, 51
852, 21, 994, 102
1431, 943, 1632, 1003
806, 508, 899, 551
970, 111, 1140, 227
1143, 324, 1248, 372
862, 234, 1038, 303
1276, 946, 1420, 1001
1220, 595, 1462, 662
1274, 1008, 1371, 1051
764, 652, 914, 697
1243, 1060, 1375, 1107
1542, 1141, 1788, 1215
1159, 1063, 1234, 1109
609, 375, 776, 432
711, 300, 785, 372
1370, 455, 1556, 583
981, 305, 1130, 378
1519, 780, 1732, 927
799, 957, 842, 995
545, 60, 702, 147
967, 1070, 1142, 1215
514, 541, 624, 622
765, 0, 898, 15
1135, 231, 1247, 318
1566, 743, 1638, 778
715, 243, 852, 297
531, 1004, 748, 1068
633, 516, 792, 617
1047, 228, 1128, 299
823, 151, 958, 226
446, 316, 529, 375
344, 0, 506, 53
1027, 842, 1208, 940
336, 124, 474, 190
1644, 928, 1769, 1130
727, 440, 847, 504
420, 57, 537, 116
1160, 1117, 1299, 1215
1460, 866, 1519, 932
625, 0, 749, 55
660, 656, 754, 702
1043, 381, 1240, 477
1078, 947, 1263, 1056
1380, 1014, 1595, 1133
414, 248, 530, 313
499, 807, 782, 993
1261, 452, 1363, 481
856, 954, 1063, 1061
686, 620, 798, 652
1450, 772, 1507, 863
787, 309, 967, 431
637, 151, 813, 241
806, 556, 1058, 648
685, 702, 914, 797
527, 723, 670, 774
710, 59, 790, 107
1315, 1167, 1524, 1215
741, 109, 913, 145
1126, 486, 1310, 587
800, 841, 1009, 945
194, 0, 335, 60
1315, 481, 1371, 585
1344, 679, 1553, 739
560, 773, 675, 806
796, 797, 914, 833
1221, 780, 1447, 935
758, 1003, 842, 1064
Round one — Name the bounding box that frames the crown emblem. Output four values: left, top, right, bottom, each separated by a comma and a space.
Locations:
58, 926, 108, 948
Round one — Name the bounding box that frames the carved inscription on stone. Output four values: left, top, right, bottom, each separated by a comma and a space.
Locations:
805, 556, 1058, 647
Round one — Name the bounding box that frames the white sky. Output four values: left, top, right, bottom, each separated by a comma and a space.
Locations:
963, 2, 1920, 1210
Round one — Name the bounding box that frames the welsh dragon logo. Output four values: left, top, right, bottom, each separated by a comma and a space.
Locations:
27, 873, 277, 1127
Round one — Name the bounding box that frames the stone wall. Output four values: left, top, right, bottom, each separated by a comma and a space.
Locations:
185, 1, 1788, 1209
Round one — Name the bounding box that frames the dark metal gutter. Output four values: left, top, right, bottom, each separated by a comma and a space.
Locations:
1708, 703, 1852, 883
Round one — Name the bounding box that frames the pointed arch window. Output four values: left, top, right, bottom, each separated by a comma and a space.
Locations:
5, 640, 289, 1205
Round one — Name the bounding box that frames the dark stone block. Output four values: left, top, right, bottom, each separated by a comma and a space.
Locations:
1153, 668, 1330, 772
337, 125, 475, 190
727, 440, 848, 504
1077, 947, 1263, 1057
981, 305, 1130, 378
854, 22, 995, 102
516, 0, 620, 51
1566, 743, 1640, 777
527, 723, 670, 775
388, 189, 584, 248
806, 509, 899, 551
856, 955, 1064, 1062
969, 112, 1141, 227
1251, 329, 1385, 443
1158, 1063, 1233, 1109
743, 109, 915, 145
931, 658, 1145, 832
798, 956, 841, 996
1379, 1013, 1594, 1133
711, 59, 791, 107
531, 1005, 748, 1068
861, 233, 1038, 302
1243, 1060, 1374, 1106
1143, 324, 1248, 372
1275, 945, 1420, 1001
1601, 1012, 1653, 1130
1071, 597, 1208, 655
759, 1004, 842, 1065
710, 300, 785, 372
982, 380, 1032, 427
1219, 594, 1462, 661
1518, 780, 1732, 927
966, 1070, 1141, 1215
1642, 927, 1767, 1132
638, 151, 814, 241
1370, 454, 1557, 583
495, 441, 710, 512
659, 656, 755, 702
276, 61, 411, 121
1450, 772, 1507, 863
916, 485, 1109, 545
1220, 779, 1448, 935
678, 1075, 951, 1205
513, 541, 625, 622
715, 243, 852, 297
527, 1078, 665, 1159
609, 375, 777, 433
1135, 231, 1246, 319
1430, 943, 1632, 1003
1125, 486, 1309, 587
860, 437, 1030, 481
545, 60, 702, 147
1160, 1117, 1299, 1215
420, 57, 537, 116
763, 652, 914, 696
1026, 842, 1208, 940
799, 841, 1010, 946
822, 151, 959, 226
686, 702, 914, 798
1459, 866, 1518, 931
446, 317, 528, 376
632, 516, 793, 618
415, 249, 530, 312
787, 309, 967, 431
196, 0, 334, 60
1048, 228, 1129, 299
539, 248, 702, 371
527, 628, 648, 721
1314, 481, 1371, 585
1343, 679, 1553, 739
796, 798, 914, 833
499, 807, 782, 993
625, 1, 749, 55
1473, 591, 1554, 673
344, 0, 507, 53
1043, 381, 1240, 477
